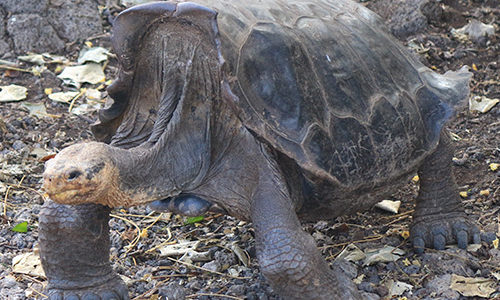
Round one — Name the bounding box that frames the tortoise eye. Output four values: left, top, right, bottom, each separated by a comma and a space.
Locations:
68, 170, 82, 181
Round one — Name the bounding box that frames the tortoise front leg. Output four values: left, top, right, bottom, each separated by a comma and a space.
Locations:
252, 147, 361, 299
39, 201, 129, 300
411, 131, 480, 253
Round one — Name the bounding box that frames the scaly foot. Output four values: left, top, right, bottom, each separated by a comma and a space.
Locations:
411, 212, 480, 254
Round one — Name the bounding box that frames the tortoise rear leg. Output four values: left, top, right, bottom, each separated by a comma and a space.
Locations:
411, 132, 480, 253
252, 146, 361, 299
39, 201, 129, 300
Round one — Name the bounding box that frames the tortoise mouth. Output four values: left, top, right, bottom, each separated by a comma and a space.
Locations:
44, 186, 97, 204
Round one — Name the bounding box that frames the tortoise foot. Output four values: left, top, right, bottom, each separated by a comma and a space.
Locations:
411, 212, 480, 254
45, 276, 129, 300
148, 194, 212, 216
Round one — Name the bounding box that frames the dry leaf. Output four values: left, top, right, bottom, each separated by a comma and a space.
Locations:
158, 240, 200, 257
18, 53, 46, 65
58, 63, 105, 87
336, 243, 366, 263
231, 242, 249, 267
0, 84, 27, 102
48, 91, 79, 103
451, 20, 495, 43
469, 95, 499, 113
363, 245, 405, 266
78, 47, 110, 64
375, 200, 401, 214
386, 280, 413, 297
21, 102, 48, 117
449, 274, 495, 297
12, 252, 46, 278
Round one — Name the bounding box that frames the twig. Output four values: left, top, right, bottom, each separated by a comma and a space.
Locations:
186, 293, 244, 300
132, 278, 170, 300
110, 213, 142, 253
0, 59, 17, 66
68, 89, 86, 113
166, 256, 250, 280
6, 183, 46, 199
144, 228, 173, 254
3, 186, 11, 217
0, 65, 32, 73
320, 234, 386, 250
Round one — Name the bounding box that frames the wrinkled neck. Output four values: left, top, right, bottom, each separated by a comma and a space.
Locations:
107, 58, 222, 206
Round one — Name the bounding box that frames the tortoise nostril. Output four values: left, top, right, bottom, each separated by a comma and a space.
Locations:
67, 170, 82, 181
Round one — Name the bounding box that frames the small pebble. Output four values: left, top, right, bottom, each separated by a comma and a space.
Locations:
12, 140, 26, 150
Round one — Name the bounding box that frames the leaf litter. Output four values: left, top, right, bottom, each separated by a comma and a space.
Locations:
1, 1, 499, 299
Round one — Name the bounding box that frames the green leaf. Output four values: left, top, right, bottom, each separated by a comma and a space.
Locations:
12, 221, 28, 233
184, 216, 205, 225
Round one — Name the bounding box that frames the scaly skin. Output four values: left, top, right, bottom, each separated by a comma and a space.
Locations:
252, 145, 361, 299
411, 133, 480, 253
39, 201, 129, 299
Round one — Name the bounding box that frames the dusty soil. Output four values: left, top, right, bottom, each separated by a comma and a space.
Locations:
0, 0, 498, 299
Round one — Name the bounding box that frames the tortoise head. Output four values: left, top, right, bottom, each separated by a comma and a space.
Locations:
42, 142, 119, 206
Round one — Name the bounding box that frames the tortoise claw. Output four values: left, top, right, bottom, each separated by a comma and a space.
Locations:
411, 213, 479, 253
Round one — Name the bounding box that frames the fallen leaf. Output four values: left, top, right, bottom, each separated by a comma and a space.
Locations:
18, 53, 46, 65
57, 63, 105, 87
467, 244, 482, 252
158, 240, 200, 257
459, 191, 468, 198
375, 200, 401, 214
363, 245, 405, 266
85, 88, 102, 101
71, 102, 101, 115
78, 47, 110, 64
180, 249, 211, 263
231, 242, 249, 267
12, 221, 28, 233
451, 20, 495, 43
0, 84, 27, 102
489, 163, 499, 172
40, 153, 56, 162
353, 274, 365, 285
469, 95, 499, 113
48, 91, 79, 103
12, 252, 46, 278
449, 274, 495, 298
386, 280, 413, 297
21, 102, 48, 117
479, 189, 490, 196
491, 272, 500, 281
184, 216, 205, 225
30, 148, 50, 160
336, 243, 366, 263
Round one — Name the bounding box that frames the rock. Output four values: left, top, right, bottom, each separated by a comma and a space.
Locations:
11, 140, 26, 150
158, 282, 187, 300
0, 0, 103, 55
201, 260, 220, 273
0, 275, 17, 288
361, 291, 380, 300
367, 0, 442, 38
424, 274, 460, 299
6, 14, 65, 54
226, 284, 246, 295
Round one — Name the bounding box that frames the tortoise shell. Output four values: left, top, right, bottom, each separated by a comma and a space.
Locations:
93, 0, 471, 189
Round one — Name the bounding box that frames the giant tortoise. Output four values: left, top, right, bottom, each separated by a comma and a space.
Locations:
40, 0, 478, 299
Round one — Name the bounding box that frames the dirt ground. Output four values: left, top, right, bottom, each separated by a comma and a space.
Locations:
0, 0, 498, 299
